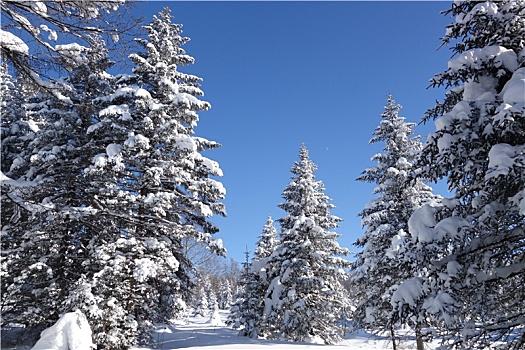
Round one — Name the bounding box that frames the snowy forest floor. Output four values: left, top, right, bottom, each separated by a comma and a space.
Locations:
2, 310, 443, 350
136, 311, 443, 350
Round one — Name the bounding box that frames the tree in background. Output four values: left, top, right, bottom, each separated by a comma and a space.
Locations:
254, 216, 279, 261
248, 216, 279, 338
403, 1, 525, 348
192, 279, 210, 317
227, 249, 257, 334
229, 216, 279, 338
182, 237, 227, 273
188, 256, 239, 316
263, 145, 350, 344
351, 95, 440, 350
218, 279, 234, 310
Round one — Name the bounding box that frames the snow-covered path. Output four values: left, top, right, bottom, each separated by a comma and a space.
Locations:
135, 314, 327, 349
132, 311, 436, 350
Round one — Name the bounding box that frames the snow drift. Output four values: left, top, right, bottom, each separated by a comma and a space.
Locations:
31, 311, 94, 350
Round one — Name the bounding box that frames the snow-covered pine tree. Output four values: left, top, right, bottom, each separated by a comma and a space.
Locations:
0, 62, 29, 178
208, 290, 219, 315
0, 62, 38, 328
1, 37, 117, 332
263, 145, 350, 344
406, 1, 525, 348
72, 8, 226, 346
228, 216, 278, 338
227, 249, 256, 333
98, 6, 227, 252
248, 215, 279, 338
193, 284, 209, 317
218, 279, 233, 310
350, 95, 440, 349
50, 37, 164, 349
254, 216, 279, 261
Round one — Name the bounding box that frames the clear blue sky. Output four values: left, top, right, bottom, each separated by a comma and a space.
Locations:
133, 1, 454, 263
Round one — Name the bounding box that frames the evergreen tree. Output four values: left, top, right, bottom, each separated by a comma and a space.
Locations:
248, 216, 279, 338
405, 1, 525, 348
0, 63, 40, 329
227, 249, 258, 336
263, 145, 350, 344
67, 8, 226, 346
208, 290, 218, 312
2, 7, 226, 348
1, 37, 117, 332
218, 279, 233, 310
0, 62, 29, 178
351, 95, 440, 350
193, 285, 209, 317
254, 216, 279, 261
228, 217, 279, 338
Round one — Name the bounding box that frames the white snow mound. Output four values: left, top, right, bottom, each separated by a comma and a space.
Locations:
31, 310, 94, 350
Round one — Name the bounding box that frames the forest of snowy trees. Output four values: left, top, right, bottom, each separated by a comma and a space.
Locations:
1, 1, 524, 349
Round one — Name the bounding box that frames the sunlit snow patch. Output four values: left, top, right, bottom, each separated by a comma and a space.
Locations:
0, 30, 29, 55
31, 311, 94, 350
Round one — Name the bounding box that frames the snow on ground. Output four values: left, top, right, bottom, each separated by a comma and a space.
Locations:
133, 310, 440, 350
2, 310, 441, 350
31, 311, 94, 350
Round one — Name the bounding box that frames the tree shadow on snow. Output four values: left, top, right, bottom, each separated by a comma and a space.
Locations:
150, 323, 329, 349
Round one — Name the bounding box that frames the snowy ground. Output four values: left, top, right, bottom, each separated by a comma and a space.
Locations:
2, 310, 441, 350
133, 311, 440, 350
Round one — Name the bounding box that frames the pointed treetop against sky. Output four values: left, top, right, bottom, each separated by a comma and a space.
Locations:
261, 144, 349, 344
278, 144, 340, 229
254, 216, 278, 260
351, 94, 440, 331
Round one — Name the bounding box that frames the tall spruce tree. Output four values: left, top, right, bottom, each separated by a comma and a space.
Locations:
1, 5, 226, 349
65, 8, 227, 347
263, 144, 350, 344
404, 1, 525, 348
351, 95, 440, 350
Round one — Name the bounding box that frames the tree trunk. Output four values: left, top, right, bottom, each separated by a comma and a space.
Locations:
415, 323, 424, 350
390, 323, 397, 350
